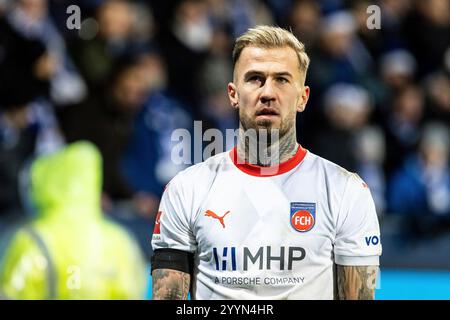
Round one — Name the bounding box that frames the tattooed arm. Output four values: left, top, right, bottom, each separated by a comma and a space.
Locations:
336, 265, 378, 300
152, 269, 190, 300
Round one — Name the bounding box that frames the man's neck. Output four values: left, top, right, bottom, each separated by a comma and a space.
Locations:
237, 125, 298, 166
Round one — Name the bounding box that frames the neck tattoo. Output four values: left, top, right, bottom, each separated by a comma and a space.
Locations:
237, 125, 298, 166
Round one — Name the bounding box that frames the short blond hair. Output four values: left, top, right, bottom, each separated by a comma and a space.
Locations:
232, 25, 310, 79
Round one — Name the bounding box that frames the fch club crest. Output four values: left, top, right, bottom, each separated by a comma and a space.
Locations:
290, 202, 316, 232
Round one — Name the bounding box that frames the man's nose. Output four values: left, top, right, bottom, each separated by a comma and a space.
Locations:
260, 80, 276, 104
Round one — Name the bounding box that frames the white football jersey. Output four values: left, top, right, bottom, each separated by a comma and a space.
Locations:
152, 145, 382, 300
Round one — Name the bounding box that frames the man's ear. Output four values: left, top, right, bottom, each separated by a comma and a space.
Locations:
228, 82, 239, 108
297, 86, 310, 112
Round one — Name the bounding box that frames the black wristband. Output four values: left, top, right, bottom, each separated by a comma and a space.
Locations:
151, 248, 194, 274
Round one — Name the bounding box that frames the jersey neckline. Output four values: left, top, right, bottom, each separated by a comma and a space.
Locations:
229, 144, 308, 177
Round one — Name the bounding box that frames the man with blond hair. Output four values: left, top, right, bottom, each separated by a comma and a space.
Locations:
151, 26, 381, 300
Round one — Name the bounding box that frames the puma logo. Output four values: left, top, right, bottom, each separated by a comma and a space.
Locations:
204, 210, 231, 228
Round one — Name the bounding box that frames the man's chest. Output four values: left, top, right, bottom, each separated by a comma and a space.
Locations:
191, 174, 336, 271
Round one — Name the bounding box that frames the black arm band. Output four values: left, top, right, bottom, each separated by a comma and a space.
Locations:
151, 248, 194, 274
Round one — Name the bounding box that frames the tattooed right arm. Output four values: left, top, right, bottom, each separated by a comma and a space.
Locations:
335, 265, 378, 300
152, 269, 190, 300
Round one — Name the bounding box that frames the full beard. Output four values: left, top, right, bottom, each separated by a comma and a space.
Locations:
240, 107, 296, 140
238, 108, 297, 166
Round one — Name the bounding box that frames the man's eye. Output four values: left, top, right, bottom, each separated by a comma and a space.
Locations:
247, 75, 262, 82
277, 77, 288, 83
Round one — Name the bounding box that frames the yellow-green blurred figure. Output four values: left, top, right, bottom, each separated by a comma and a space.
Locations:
0, 141, 147, 299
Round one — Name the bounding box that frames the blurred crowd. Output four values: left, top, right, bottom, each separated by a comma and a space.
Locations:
0, 0, 449, 266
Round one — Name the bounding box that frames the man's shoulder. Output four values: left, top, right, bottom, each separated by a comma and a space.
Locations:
167, 150, 231, 189
305, 151, 365, 190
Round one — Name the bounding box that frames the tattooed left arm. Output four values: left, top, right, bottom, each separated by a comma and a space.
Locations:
152, 269, 190, 300
336, 265, 378, 300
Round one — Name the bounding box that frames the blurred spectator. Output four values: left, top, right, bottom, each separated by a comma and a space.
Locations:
350, 0, 384, 59
0, 0, 6, 13
0, 91, 37, 221
0, 11, 63, 224
383, 84, 424, 174
376, 49, 417, 119
318, 0, 346, 14
308, 10, 376, 97
378, 0, 412, 50
380, 49, 416, 92
303, 9, 374, 142
288, 0, 321, 49
5, 0, 87, 106
58, 56, 149, 207
264, 0, 293, 25
404, 0, 450, 78
198, 26, 233, 95
355, 126, 387, 216
0, 142, 147, 299
157, 0, 212, 114
424, 70, 450, 124
70, 0, 153, 91
0, 10, 51, 102
159, 0, 274, 114
207, 0, 274, 38
388, 122, 450, 237
312, 83, 373, 172
173, 0, 213, 53
198, 25, 237, 141
121, 51, 192, 212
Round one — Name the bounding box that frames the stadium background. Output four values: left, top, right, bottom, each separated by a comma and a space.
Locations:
0, 0, 449, 299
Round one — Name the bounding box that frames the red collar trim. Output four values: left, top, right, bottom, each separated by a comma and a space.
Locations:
229, 145, 308, 177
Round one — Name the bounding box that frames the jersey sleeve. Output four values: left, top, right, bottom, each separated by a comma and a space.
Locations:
333, 174, 382, 266
151, 174, 197, 253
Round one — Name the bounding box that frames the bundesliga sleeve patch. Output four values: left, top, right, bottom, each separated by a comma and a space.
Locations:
152, 211, 163, 242
290, 202, 316, 232
154, 211, 162, 234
